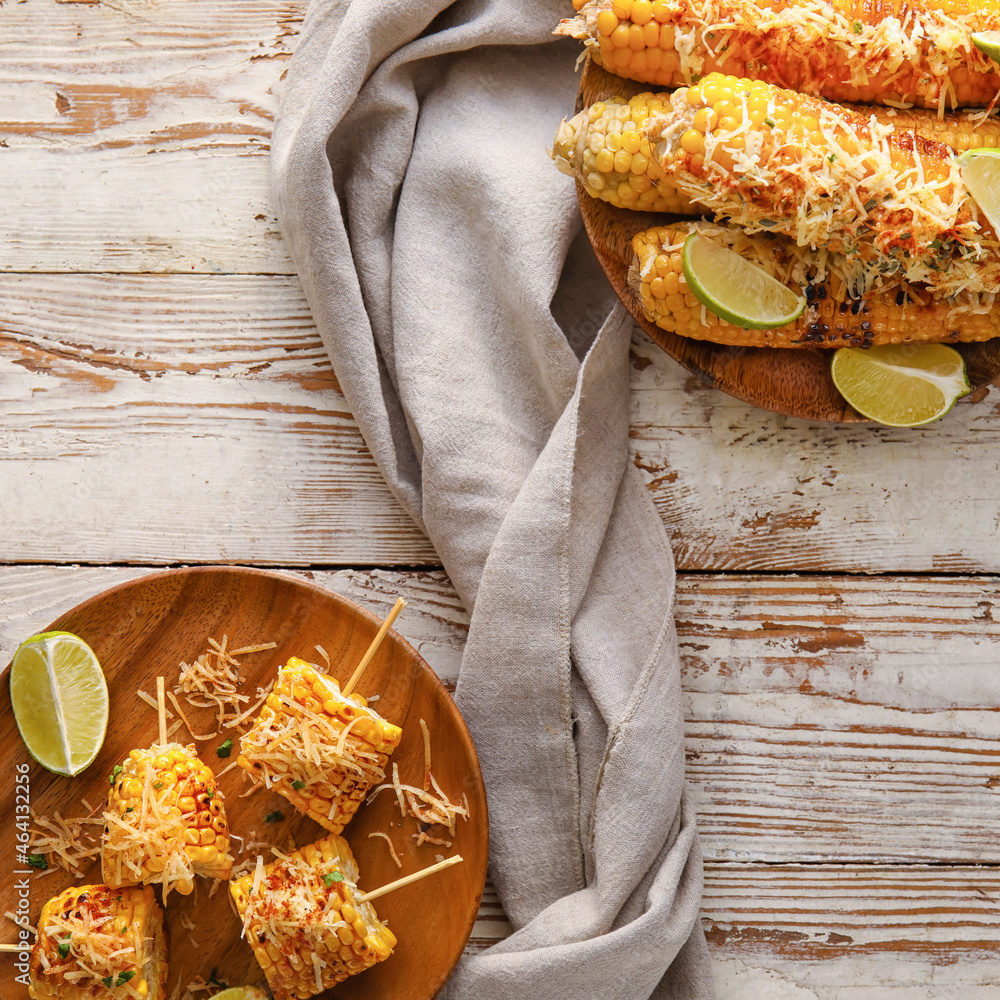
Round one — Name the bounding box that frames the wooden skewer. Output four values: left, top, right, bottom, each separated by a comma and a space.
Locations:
156, 676, 167, 746
0, 943, 29, 952
354, 854, 463, 904
342, 597, 407, 697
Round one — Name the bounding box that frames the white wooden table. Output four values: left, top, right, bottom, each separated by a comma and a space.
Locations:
2, 3, 1000, 995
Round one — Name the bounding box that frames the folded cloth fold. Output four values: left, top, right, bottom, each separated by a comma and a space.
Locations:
271, 1, 715, 996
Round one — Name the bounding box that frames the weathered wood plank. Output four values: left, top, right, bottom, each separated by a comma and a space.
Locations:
3, 566, 999, 866
3, 273, 1000, 569
704, 864, 1000, 999
0, 274, 436, 565
0, 0, 301, 272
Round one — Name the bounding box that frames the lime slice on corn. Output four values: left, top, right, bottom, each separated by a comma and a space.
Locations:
9, 630, 108, 776
971, 31, 1000, 64
681, 232, 806, 330
958, 147, 1000, 235
831, 344, 970, 427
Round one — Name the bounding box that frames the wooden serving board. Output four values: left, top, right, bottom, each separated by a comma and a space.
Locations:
576, 60, 1000, 422
0, 567, 488, 1000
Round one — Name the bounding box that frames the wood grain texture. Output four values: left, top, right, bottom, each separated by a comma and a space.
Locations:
575, 60, 1000, 422
0, 274, 436, 565
4, 274, 1000, 572
0, 567, 487, 1000
0, 0, 302, 273
3, 566, 1000, 865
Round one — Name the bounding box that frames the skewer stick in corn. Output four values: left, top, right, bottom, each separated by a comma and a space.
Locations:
156, 675, 167, 746
343, 597, 407, 697
0, 943, 25, 952
354, 854, 464, 904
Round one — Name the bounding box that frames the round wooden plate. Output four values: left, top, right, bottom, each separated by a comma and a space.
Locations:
0, 566, 487, 1000
577, 59, 1000, 422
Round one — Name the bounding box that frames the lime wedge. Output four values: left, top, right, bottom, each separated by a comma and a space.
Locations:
681, 231, 806, 330
9, 630, 109, 776
831, 344, 970, 426
958, 147, 1000, 235
971, 31, 1000, 64
209, 989, 269, 1000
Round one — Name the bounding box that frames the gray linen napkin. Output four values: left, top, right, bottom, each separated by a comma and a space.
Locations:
271, 1, 715, 996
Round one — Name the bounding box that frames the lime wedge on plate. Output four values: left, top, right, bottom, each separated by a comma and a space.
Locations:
971, 31, 1000, 64
958, 147, 1000, 234
681, 231, 806, 329
9, 630, 109, 776
831, 344, 970, 426
208, 990, 269, 1000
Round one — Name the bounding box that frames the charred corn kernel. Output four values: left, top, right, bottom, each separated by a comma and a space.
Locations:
230, 833, 396, 1000
102, 742, 233, 901
645, 74, 1000, 296
556, 0, 1000, 110
238, 657, 402, 835
630, 222, 1000, 348
28, 884, 167, 1000
551, 94, 695, 214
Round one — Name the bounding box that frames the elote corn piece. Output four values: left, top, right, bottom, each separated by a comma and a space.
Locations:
552, 93, 695, 213
556, 0, 1000, 110
29, 884, 167, 1000
556, 93, 1000, 215
645, 74, 1000, 297
631, 221, 1000, 347
102, 743, 233, 900
230, 833, 396, 1000
238, 657, 402, 834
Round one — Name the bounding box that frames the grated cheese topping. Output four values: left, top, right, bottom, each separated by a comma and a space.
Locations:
368, 831, 403, 869
558, 0, 999, 109
29, 807, 103, 878
646, 86, 1000, 300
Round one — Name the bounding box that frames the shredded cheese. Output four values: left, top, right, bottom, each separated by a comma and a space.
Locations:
368, 831, 403, 869
28, 807, 103, 877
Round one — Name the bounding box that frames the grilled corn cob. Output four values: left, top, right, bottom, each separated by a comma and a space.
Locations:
230, 833, 396, 1000
556, 0, 1000, 110
631, 221, 1000, 347
645, 74, 1000, 296
555, 93, 1000, 214
238, 657, 402, 834
29, 884, 167, 1000
102, 743, 233, 900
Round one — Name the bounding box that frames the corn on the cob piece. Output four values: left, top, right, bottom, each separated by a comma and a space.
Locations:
557, 92, 1000, 215
238, 657, 402, 834
556, 0, 1000, 110
552, 93, 695, 213
645, 74, 1000, 297
29, 884, 167, 1000
102, 742, 233, 900
631, 221, 1000, 347
230, 833, 396, 1000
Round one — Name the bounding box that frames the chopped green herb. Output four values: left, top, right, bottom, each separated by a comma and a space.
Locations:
216, 738, 233, 758
828, 153, 837, 163
26, 854, 48, 870
205, 790, 214, 800
322, 871, 345, 887
852, 19, 863, 32
900, 232, 912, 240
122, 925, 128, 934
264, 810, 284, 824
764, 117, 776, 128
930, 238, 943, 250
863, 198, 878, 211
102, 977, 115, 989
153, 782, 163, 790
125, 806, 134, 813
691, 73, 702, 84
116, 971, 136, 987
109, 764, 124, 786
291, 780, 305, 791
57, 937, 71, 959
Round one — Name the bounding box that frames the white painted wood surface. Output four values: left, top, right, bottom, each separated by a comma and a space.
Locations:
3, 0, 1000, 994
